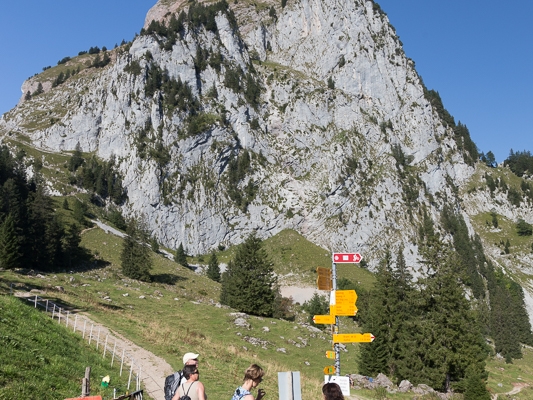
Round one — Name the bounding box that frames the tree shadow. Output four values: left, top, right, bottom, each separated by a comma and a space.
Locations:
151, 273, 188, 285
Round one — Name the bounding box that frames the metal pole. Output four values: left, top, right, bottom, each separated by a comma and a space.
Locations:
52, 304, 56, 319
66, 311, 70, 327
96, 327, 101, 349
46, 299, 49, 313
83, 319, 87, 339
34, 295, 38, 308
332, 260, 340, 376
74, 315, 78, 333
58, 308, 62, 324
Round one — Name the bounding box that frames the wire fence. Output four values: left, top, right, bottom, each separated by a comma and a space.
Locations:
20, 292, 145, 398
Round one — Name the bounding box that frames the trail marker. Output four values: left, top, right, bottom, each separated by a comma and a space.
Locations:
332, 333, 375, 343
313, 314, 335, 324
323, 366, 336, 375
332, 253, 362, 263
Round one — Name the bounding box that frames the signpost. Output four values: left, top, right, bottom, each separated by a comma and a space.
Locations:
317, 251, 373, 378
333, 333, 375, 343
313, 314, 335, 324
323, 366, 336, 375
332, 253, 362, 263
330, 303, 358, 316
330, 290, 358, 316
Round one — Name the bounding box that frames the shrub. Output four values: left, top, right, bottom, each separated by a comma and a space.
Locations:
516, 219, 533, 236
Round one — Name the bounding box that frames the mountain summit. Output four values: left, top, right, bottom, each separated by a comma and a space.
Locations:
1, 0, 476, 262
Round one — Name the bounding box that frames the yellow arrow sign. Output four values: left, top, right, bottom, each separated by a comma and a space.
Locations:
333, 333, 375, 343
324, 365, 336, 375
313, 314, 335, 324
330, 304, 358, 316
325, 350, 336, 359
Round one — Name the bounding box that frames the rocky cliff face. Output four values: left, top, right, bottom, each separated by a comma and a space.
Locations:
0, 0, 495, 267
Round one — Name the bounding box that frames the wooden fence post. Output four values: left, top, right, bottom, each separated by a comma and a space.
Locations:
82, 366, 91, 397
58, 308, 62, 324
74, 315, 78, 333
96, 327, 101, 349
34, 295, 38, 308
45, 299, 49, 313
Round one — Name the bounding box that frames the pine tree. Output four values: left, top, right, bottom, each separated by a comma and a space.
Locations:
120, 219, 152, 282
358, 247, 413, 377
302, 293, 329, 327
175, 242, 188, 267
220, 233, 277, 316
206, 251, 220, 282
62, 223, 81, 269
408, 241, 488, 391
0, 213, 21, 269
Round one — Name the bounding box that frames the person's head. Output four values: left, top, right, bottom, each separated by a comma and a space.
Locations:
322, 382, 344, 400
183, 364, 199, 380
243, 364, 264, 387
183, 352, 199, 367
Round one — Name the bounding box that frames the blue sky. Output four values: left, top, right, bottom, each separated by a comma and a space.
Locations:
1, 1, 531, 163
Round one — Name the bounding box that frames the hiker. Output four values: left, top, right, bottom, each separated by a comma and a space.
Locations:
172, 364, 207, 400
164, 352, 200, 400
322, 382, 344, 400
181, 352, 200, 384
231, 364, 266, 400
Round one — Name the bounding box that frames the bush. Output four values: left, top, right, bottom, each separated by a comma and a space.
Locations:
516, 219, 533, 236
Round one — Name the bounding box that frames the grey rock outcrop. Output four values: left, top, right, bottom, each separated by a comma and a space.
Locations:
0, 0, 488, 275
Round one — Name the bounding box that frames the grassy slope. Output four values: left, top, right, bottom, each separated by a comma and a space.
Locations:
0, 295, 133, 400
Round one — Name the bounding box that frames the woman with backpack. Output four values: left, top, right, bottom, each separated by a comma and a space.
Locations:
231, 364, 266, 400
172, 364, 207, 400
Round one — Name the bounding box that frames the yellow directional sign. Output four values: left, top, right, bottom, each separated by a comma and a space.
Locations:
330, 304, 358, 316
316, 267, 332, 290
324, 365, 336, 375
325, 351, 336, 359
335, 290, 357, 303
313, 314, 335, 324
333, 333, 375, 343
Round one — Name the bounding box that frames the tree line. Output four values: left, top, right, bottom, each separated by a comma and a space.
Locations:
0, 146, 82, 271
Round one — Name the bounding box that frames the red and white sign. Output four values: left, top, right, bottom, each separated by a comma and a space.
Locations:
332, 253, 362, 263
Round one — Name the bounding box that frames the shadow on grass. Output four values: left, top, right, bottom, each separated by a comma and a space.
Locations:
151, 273, 188, 285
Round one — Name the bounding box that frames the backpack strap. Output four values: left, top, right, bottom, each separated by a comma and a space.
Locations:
183, 381, 196, 397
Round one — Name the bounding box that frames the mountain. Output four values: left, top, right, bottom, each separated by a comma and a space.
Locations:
1, 0, 532, 330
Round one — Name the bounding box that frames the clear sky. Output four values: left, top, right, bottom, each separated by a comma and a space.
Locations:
1, 1, 531, 164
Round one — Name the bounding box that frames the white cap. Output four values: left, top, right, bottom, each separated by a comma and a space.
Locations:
183, 352, 199, 365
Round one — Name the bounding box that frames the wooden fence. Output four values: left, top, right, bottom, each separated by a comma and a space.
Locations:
22, 294, 144, 395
